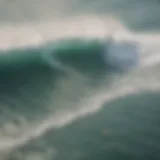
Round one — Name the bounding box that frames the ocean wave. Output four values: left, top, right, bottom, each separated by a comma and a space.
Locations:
0, 15, 160, 160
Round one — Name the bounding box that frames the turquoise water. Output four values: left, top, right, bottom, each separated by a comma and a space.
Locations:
0, 0, 160, 160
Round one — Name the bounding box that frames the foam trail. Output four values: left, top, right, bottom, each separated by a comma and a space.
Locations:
41, 45, 75, 72
0, 74, 160, 152
139, 46, 160, 67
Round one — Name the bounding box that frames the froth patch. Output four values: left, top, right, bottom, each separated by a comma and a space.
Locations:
0, 15, 126, 49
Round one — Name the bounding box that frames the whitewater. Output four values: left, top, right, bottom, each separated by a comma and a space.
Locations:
0, 1, 160, 160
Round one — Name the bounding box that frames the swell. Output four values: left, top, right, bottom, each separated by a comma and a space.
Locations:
0, 39, 106, 121
0, 35, 160, 155
0, 46, 62, 131
0, 35, 156, 124
0, 39, 109, 144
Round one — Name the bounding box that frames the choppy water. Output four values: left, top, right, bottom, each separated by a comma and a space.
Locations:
0, 0, 160, 160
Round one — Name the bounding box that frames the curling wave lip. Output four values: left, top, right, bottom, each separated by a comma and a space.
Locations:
42, 37, 140, 74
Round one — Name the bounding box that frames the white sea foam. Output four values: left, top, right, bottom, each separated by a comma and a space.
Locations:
0, 68, 160, 152
0, 15, 160, 154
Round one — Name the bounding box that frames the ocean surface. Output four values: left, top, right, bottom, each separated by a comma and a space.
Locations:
0, 0, 160, 159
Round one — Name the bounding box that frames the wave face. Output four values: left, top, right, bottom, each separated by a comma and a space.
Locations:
0, 1, 160, 160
